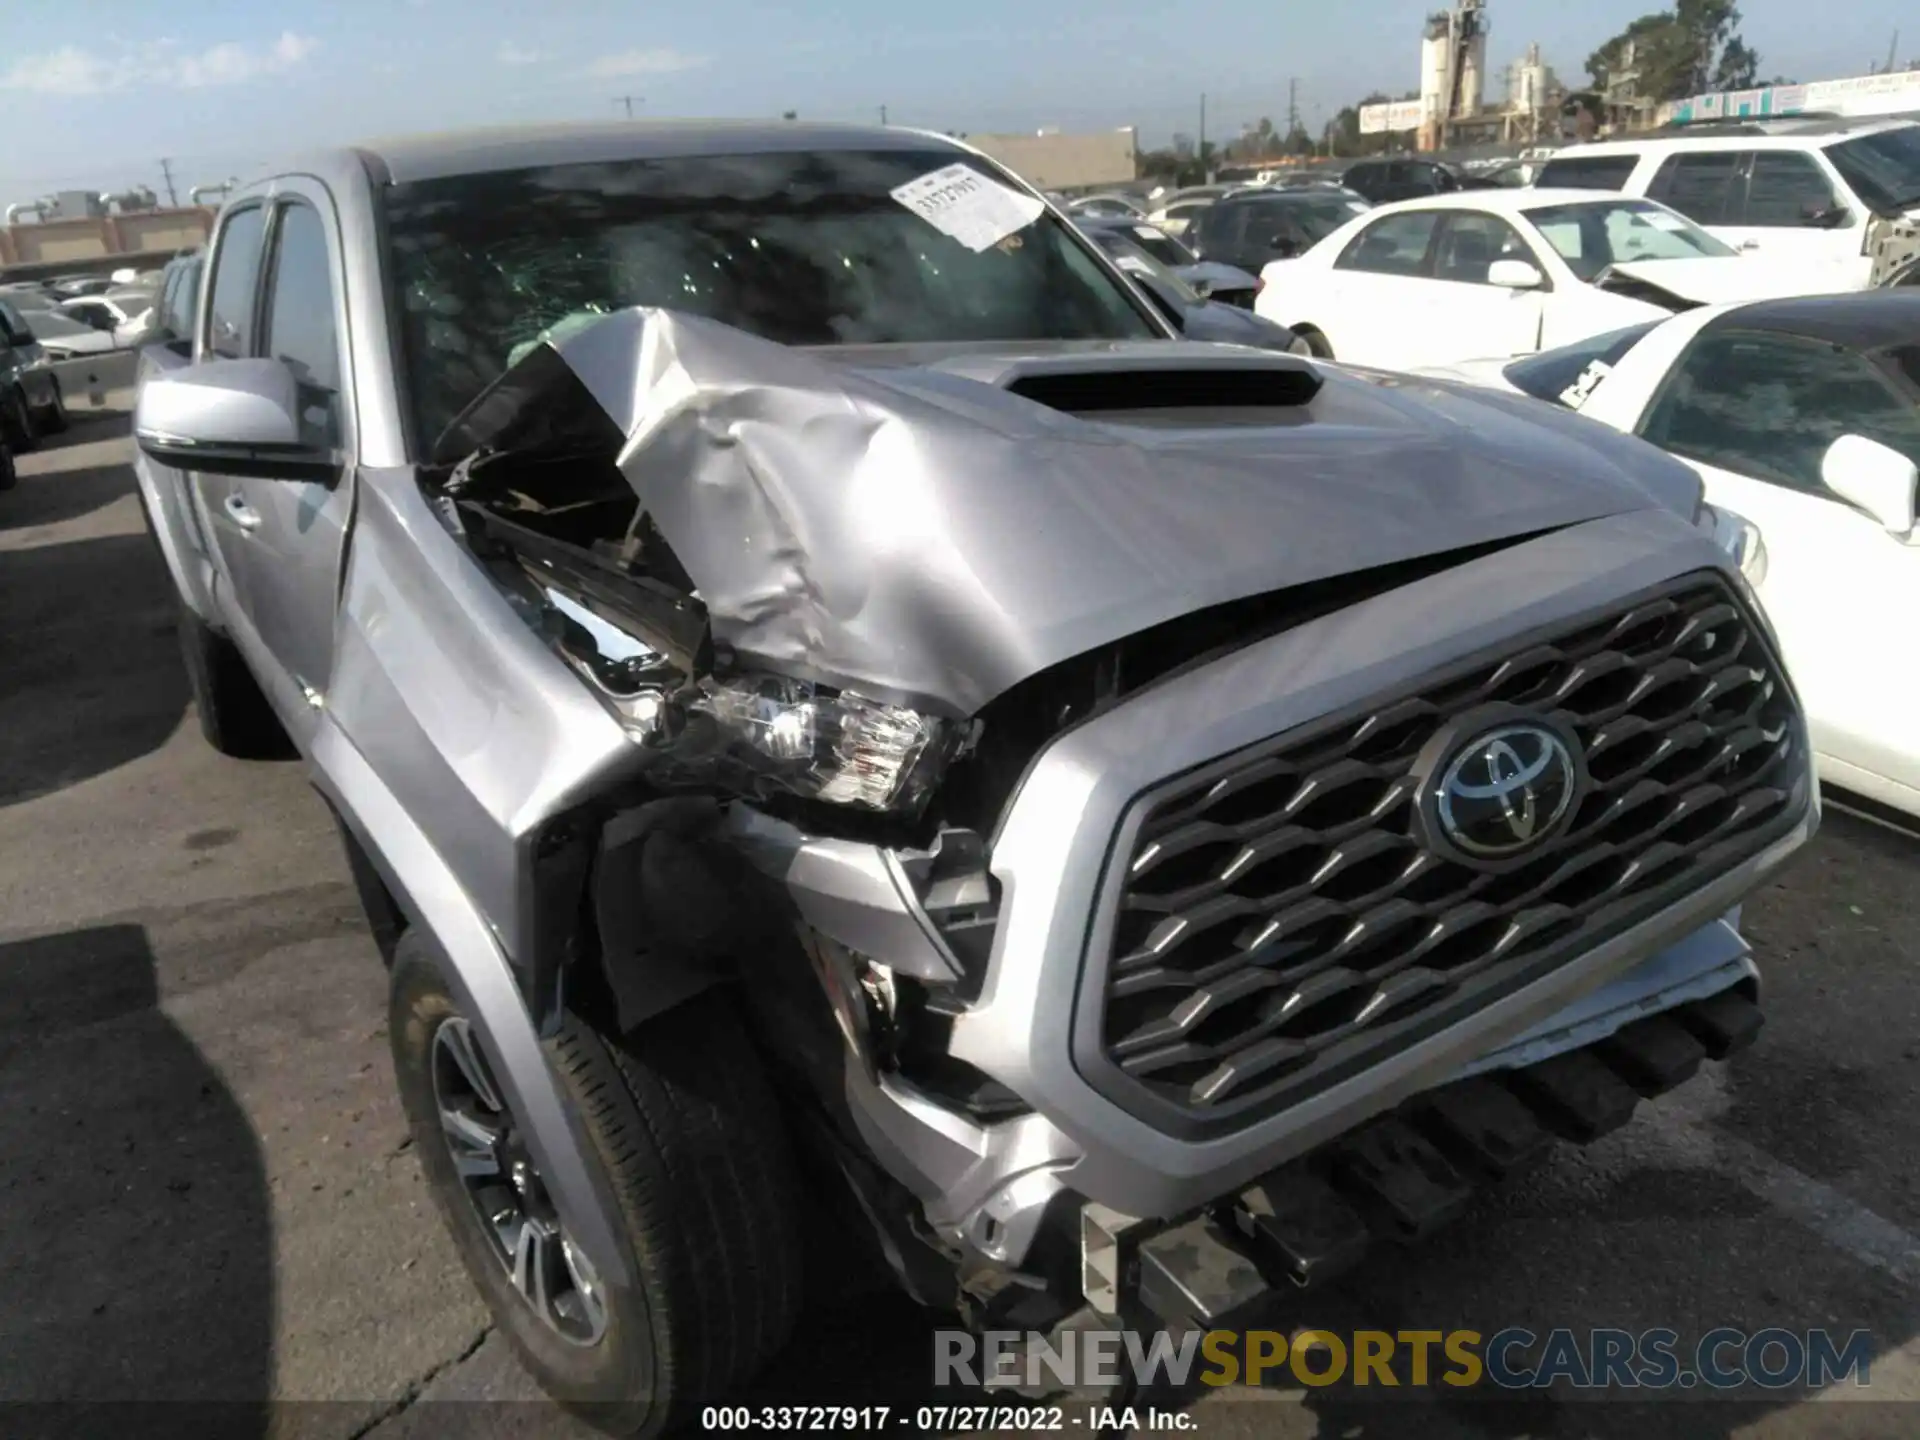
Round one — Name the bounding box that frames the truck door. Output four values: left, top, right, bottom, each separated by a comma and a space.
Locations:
218, 185, 354, 734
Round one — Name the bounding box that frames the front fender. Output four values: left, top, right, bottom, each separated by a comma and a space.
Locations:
308, 716, 637, 1296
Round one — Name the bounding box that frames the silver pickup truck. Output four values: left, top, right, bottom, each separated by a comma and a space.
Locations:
132, 122, 1815, 1434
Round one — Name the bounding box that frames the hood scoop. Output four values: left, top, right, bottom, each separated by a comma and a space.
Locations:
1003, 361, 1322, 416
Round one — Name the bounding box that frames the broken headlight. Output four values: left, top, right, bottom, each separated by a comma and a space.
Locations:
541, 586, 960, 815
690, 674, 957, 813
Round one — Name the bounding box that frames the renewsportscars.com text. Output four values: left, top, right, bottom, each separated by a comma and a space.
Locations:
937, 1326, 1875, 1391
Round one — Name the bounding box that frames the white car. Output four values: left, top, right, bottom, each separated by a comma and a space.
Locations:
24, 309, 118, 358
58, 290, 156, 348
1415, 290, 1920, 819
1255, 189, 1814, 371
1535, 118, 1920, 291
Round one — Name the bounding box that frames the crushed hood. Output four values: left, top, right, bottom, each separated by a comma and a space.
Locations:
1607, 256, 1818, 305
443, 308, 1701, 716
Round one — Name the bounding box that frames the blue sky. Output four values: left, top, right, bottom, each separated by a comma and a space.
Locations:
0, 0, 1910, 201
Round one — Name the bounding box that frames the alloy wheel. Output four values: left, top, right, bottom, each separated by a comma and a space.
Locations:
430, 1016, 609, 1345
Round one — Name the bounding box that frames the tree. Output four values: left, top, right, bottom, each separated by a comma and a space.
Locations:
1586, 0, 1760, 102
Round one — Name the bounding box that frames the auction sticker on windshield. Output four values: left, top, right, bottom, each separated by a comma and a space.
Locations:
892, 163, 1045, 252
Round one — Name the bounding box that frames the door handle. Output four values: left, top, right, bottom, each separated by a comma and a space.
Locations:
223, 493, 262, 531
1739, 240, 1761, 251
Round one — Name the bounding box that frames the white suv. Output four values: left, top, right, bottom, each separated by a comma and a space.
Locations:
1534, 118, 1920, 289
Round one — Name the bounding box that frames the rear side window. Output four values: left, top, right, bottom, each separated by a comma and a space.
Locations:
1195, 204, 1242, 250
1646, 152, 1744, 225
1535, 154, 1640, 191
205, 206, 267, 358
1740, 152, 1842, 226
1335, 211, 1441, 276
1501, 322, 1661, 407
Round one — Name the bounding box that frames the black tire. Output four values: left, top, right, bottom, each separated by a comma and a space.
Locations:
175, 601, 295, 759
1295, 326, 1334, 359
37, 377, 68, 434
390, 938, 804, 1436
0, 441, 15, 492
4, 386, 38, 452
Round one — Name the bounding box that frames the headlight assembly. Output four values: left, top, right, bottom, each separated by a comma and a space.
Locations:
540, 584, 962, 815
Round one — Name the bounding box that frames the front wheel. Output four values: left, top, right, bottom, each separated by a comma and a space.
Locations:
4, 386, 38, 451
390, 938, 805, 1435
37, 377, 68, 434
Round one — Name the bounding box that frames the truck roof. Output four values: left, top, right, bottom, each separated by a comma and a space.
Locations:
336, 120, 948, 186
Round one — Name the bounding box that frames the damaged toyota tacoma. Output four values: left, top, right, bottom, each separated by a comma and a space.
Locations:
132, 123, 1816, 1432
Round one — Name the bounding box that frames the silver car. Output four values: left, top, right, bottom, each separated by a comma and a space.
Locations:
134, 122, 1814, 1431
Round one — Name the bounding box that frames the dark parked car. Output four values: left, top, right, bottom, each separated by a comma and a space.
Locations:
1079, 224, 1308, 351
1187, 188, 1373, 272
1074, 215, 1262, 307
0, 299, 71, 446
1342, 157, 1494, 205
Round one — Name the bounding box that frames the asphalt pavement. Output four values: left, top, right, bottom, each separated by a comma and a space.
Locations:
2, 409, 1917, 1438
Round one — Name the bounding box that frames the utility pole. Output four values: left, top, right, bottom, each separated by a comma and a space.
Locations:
879, 104, 888, 125
612, 95, 643, 119
158, 157, 177, 208
1199, 92, 1208, 181
1889, 30, 1902, 73
1286, 78, 1300, 147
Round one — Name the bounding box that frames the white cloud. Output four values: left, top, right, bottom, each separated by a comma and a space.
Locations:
496, 42, 546, 66
581, 48, 708, 78
0, 31, 319, 95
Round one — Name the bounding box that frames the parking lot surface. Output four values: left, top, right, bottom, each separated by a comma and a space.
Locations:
2, 411, 1918, 1437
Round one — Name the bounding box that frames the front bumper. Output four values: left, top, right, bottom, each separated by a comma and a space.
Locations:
741, 510, 1815, 1281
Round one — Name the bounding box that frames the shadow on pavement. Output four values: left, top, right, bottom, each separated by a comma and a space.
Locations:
0, 461, 137, 531
0, 922, 272, 1436
29, 403, 135, 453
0, 527, 190, 806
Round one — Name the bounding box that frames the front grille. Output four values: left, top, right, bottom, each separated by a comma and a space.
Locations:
1096, 574, 1804, 1131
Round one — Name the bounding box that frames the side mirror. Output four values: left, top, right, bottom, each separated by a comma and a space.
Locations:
1804, 204, 1851, 230
1822, 434, 1918, 536
1488, 259, 1546, 290
135, 357, 337, 481
1268, 235, 1302, 258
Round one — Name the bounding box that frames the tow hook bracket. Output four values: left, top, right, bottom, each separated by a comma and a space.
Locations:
1506, 1049, 1640, 1143
1675, 988, 1764, 1060
1079, 1203, 1142, 1318
1136, 1217, 1270, 1328
1414, 1076, 1551, 1178
1330, 1118, 1472, 1240
1233, 1168, 1369, 1288
1598, 1013, 1708, 1096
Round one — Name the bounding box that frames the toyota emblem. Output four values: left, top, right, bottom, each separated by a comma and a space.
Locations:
1433, 723, 1580, 860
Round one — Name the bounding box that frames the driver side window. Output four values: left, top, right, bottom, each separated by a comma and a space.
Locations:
1334, 211, 1441, 276
1639, 330, 1920, 494
1432, 213, 1529, 284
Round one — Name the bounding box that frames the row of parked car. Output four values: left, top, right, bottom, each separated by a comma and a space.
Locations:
1055, 121, 1920, 826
